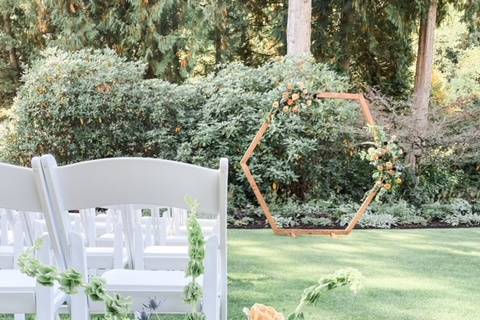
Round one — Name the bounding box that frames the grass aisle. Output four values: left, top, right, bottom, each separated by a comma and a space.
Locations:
228, 228, 480, 320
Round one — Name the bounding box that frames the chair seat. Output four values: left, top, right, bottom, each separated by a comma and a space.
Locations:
144, 245, 188, 257
102, 269, 200, 292
0, 270, 36, 313
86, 247, 127, 269
164, 235, 188, 246
96, 233, 114, 246
88, 269, 199, 314
143, 246, 189, 271
0, 269, 35, 292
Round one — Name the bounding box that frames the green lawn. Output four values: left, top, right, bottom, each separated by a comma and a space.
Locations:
2, 228, 479, 319
228, 228, 480, 320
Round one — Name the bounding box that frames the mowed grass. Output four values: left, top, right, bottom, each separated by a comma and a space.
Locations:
2, 228, 479, 319
228, 228, 480, 320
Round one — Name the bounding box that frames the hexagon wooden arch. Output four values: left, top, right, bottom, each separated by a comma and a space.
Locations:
240, 92, 382, 237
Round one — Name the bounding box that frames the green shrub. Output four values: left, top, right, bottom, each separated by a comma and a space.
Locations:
450, 47, 480, 101
339, 212, 398, 229
184, 58, 374, 211
6, 48, 476, 227
420, 198, 479, 226
420, 202, 454, 221
1, 48, 204, 165
371, 200, 427, 226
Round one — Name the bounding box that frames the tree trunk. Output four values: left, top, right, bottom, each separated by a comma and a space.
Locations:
286, 0, 312, 56
410, 0, 437, 168
3, 14, 20, 73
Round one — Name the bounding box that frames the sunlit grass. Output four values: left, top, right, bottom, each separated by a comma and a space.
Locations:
2, 228, 479, 319
228, 228, 480, 320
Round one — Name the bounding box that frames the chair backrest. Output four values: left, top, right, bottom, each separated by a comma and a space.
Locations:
0, 162, 43, 212
38, 154, 229, 279
42, 155, 222, 212
0, 161, 62, 269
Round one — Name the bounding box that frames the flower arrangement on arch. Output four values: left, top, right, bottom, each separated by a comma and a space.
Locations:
360, 125, 404, 197
271, 82, 315, 115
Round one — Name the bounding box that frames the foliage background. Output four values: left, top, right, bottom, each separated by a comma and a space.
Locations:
0, 3, 478, 228
1, 47, 479, 228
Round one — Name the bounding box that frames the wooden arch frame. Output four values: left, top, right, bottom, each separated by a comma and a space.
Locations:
240, 92, 382, 237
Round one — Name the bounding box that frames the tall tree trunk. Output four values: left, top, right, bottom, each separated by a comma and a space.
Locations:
3, 14, 20, 73
286, 0, 312, 56
410, 0, 437, 168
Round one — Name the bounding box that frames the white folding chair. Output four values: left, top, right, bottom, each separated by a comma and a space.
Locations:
36, 155, 228, 320
0, 161, 67, 319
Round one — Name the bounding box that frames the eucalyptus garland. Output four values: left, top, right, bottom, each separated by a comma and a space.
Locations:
17, 239, 131, 319
184, 196, 207, 320
287, 269, 362, 320
243, 268, 363, 320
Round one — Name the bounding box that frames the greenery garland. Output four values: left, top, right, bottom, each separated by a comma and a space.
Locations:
184, 196, 207, 320
18, 239, 131, 319
243, 268, 363, 320
18, 240, 131, 320
17, 198, 208, 320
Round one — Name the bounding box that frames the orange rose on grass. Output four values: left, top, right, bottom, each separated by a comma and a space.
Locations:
243, 304, 285, 320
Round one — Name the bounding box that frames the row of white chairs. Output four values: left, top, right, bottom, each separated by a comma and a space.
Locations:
0, 154, 228, 320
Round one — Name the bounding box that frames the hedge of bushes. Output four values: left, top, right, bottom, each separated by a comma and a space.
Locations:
1, 49, 479, 228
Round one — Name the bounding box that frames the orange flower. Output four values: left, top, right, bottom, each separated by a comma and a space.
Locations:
244, 304, 285, 320
383, 183, 392, 190
287, 99, 294, 106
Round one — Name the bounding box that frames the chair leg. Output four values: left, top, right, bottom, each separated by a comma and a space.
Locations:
71, 290, 90, 320
70, 232, 90, 320
35, 235, 56, 320
35, 286, 55, 320
203, 236, 220, 320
